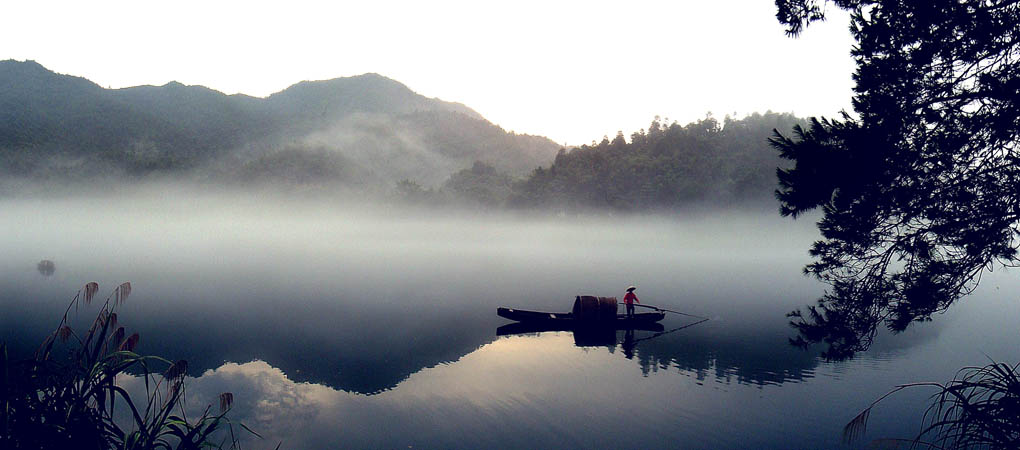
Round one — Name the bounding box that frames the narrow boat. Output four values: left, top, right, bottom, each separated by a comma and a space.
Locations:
496, 307, 666, 325
497, 295, 666, 326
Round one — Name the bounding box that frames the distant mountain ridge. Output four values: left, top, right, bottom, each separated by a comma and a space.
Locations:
265, 72, 484, 123
0, 60, 559, 190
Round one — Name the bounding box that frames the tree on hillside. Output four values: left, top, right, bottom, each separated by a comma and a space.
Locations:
443, 161, 514, 207
773, 0, 1020, 357
508, 112, 803, 211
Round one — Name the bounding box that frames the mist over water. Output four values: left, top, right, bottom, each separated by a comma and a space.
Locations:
3, 190, 1018, 448
0, 186, 820, 311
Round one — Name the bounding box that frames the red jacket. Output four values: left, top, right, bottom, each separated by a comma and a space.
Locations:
623, 292, 639, 305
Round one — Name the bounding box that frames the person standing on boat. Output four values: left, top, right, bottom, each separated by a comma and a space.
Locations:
623, 286, 639, 318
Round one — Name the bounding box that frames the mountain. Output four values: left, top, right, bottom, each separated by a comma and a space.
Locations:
265, 73, 483, 127
0, 60, 560, 190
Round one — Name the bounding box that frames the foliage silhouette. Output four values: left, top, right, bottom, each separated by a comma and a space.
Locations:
774, 0, 1020, 359
843, 362, 1020, 449
0, 282, 259, 449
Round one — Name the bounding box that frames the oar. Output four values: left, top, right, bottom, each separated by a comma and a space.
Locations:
632, 303, 709, 321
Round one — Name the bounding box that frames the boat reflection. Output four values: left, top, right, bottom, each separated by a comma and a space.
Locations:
497, 321, 665, 347
496, 317, 709, 351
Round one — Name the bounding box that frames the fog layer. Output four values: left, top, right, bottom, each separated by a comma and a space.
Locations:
5, 191, 1017, 448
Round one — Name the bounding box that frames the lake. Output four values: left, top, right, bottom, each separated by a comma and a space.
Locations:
2, 192, 1019, 449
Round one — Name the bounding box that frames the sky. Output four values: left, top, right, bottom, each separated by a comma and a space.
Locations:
1, 0, 856, 145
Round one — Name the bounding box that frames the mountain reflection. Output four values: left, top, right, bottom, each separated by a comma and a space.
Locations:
115, 334, 820, 449
2, 287, 942, 396
2, 286, 943, 396
134, 323, 947, 449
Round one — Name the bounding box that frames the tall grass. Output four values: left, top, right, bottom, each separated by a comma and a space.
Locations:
0, 282, 262, 449
844, 362, 1020, 449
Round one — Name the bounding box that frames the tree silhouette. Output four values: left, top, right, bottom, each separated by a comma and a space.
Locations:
774, 0, 1020, 358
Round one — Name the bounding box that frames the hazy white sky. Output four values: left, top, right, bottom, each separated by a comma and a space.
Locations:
2, 0, 856, 145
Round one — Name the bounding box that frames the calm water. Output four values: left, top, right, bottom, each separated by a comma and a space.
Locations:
2, 193, 1019, 449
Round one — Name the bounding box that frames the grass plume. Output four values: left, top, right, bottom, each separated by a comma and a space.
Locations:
844, 362, 1020, 449
1, 282, 261, 449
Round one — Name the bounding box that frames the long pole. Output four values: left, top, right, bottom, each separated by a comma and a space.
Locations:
632, 303, 709, 321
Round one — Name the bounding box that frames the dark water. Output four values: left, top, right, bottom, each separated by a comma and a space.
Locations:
2, 194, 1019, 449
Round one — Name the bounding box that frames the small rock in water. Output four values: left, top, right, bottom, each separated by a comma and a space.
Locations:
37, 259, 55, 276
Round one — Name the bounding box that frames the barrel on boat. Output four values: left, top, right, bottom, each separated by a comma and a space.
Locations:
572, 295, 618, 321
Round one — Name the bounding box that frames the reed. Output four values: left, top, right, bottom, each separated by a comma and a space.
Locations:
844, 362, 1020, 449
0, 282, 263, 449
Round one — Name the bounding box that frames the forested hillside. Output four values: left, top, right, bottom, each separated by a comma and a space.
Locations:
395, 112, 803, 211
506, 112, 805, 210
1, 60, 800, 211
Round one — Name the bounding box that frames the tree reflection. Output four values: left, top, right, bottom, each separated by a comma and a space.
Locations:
497, 318, 711, 373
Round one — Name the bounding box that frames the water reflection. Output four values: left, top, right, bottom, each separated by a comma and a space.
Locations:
2, 282, 938, 398
496, 318, 709, 356
496, 322, 665, 347
2, 198, 851, 395
129, 323, 960, 450
493, 315, 825, 385
4, 197, 974, 447
120, 335, 831, 449
532, 319, 718, 367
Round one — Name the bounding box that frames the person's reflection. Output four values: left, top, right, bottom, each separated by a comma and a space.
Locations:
621, 328, 636, 359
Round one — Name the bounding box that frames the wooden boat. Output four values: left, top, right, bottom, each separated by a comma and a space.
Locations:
497, 295, 666, 326
497, 307, 666, 325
